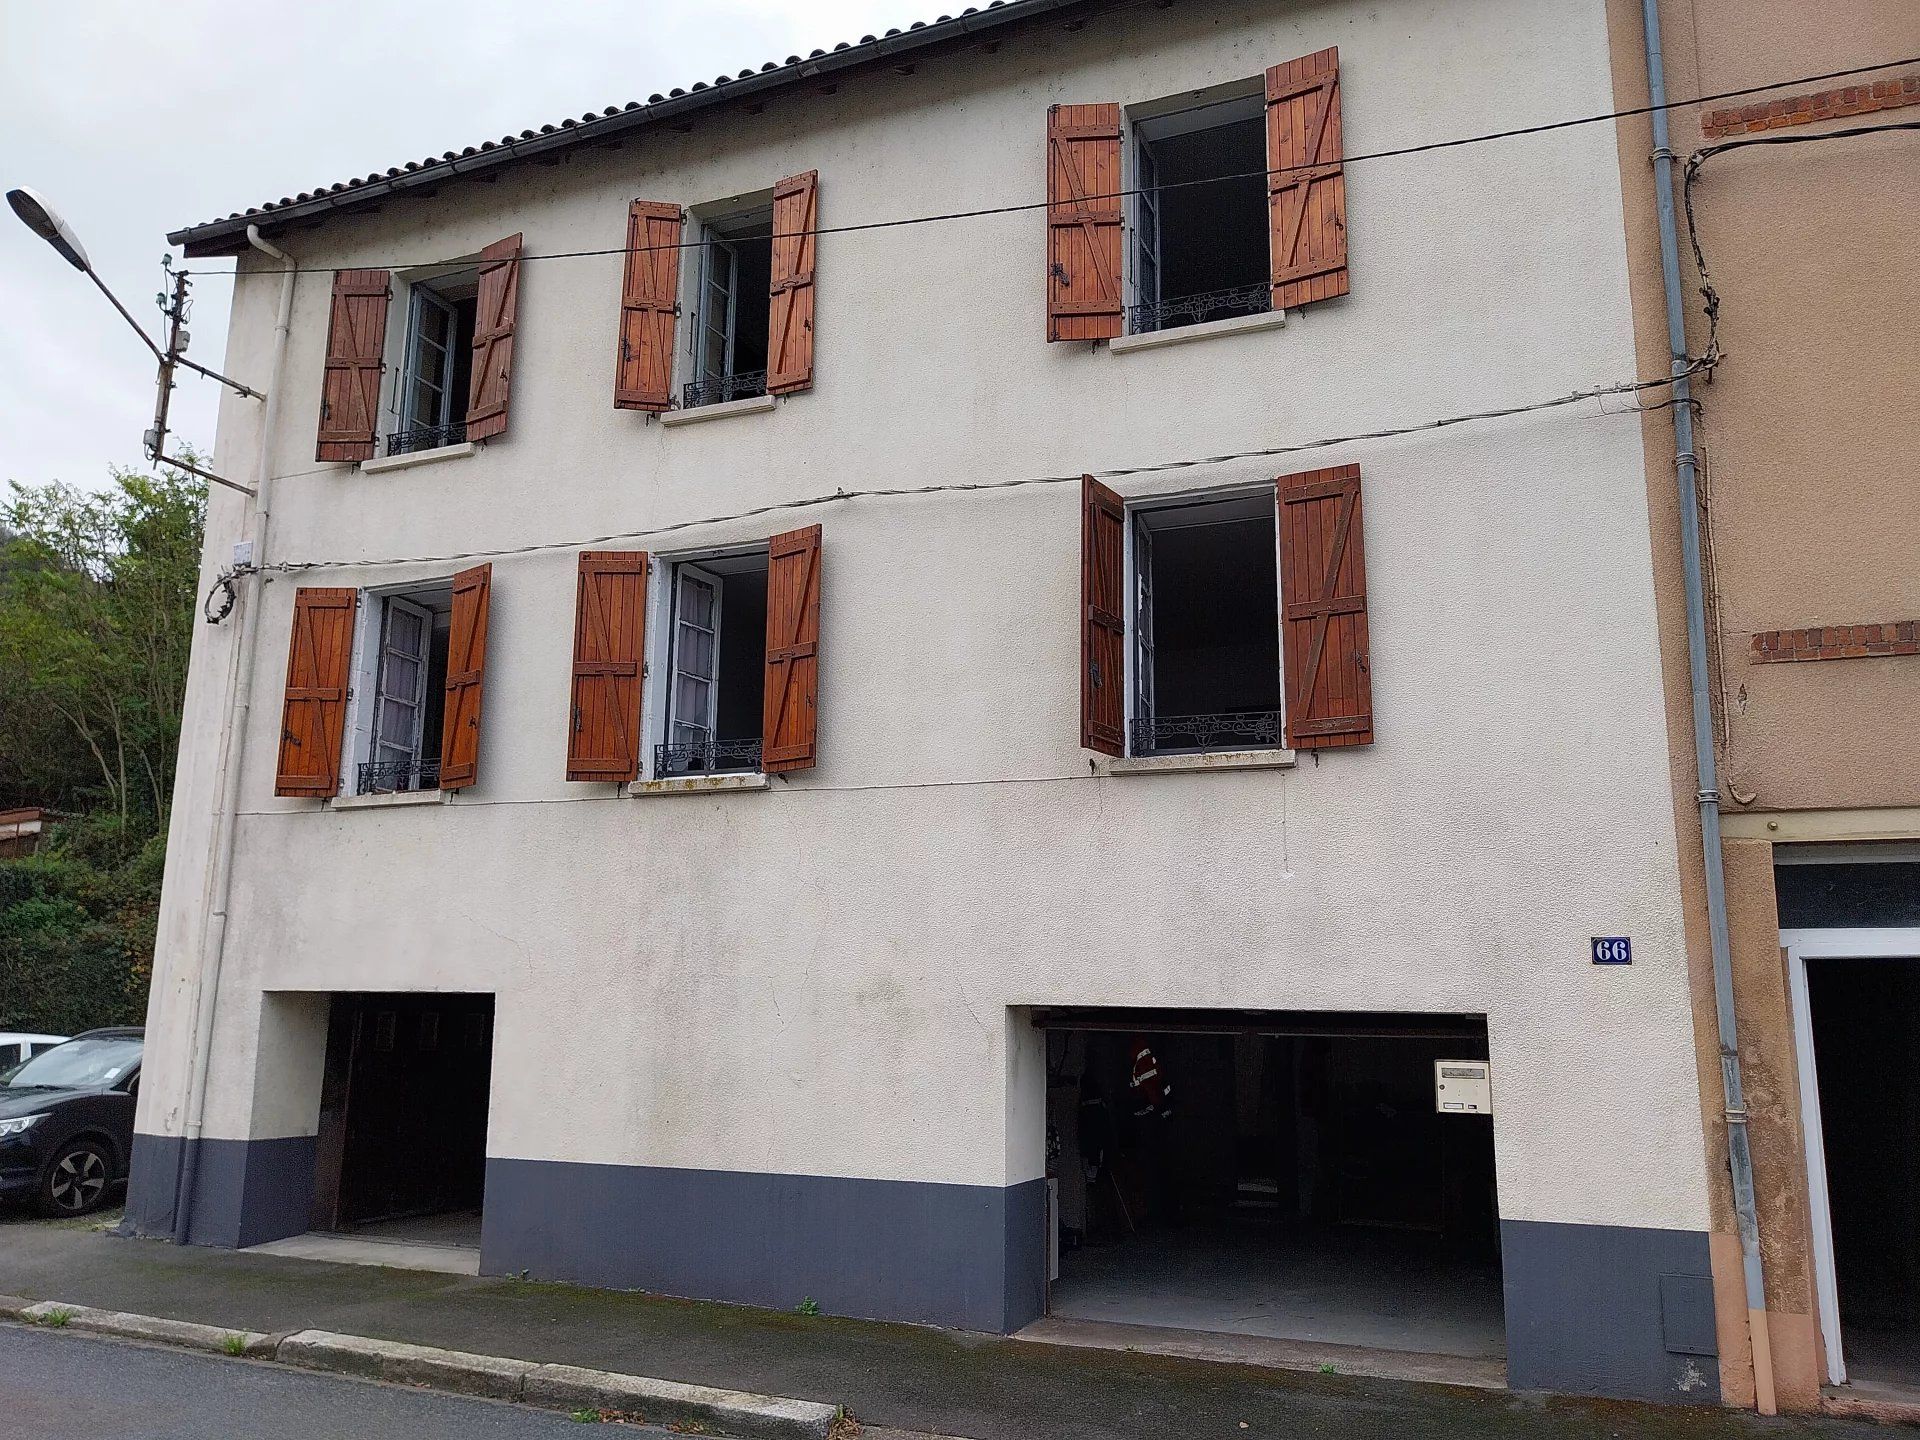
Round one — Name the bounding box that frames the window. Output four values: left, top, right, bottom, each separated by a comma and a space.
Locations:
1127, 493, 1283, 755
391, 269, 479, 454
1129, 89, 1271, 334
651, 548, 769, 775
352, 583, 453, 793
685, 205, 773, 408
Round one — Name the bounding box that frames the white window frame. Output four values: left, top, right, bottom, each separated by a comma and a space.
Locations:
370, 594, 433, 774
376, 256, 482, 445
694, 234, 740, 391
1123, 80, 1267, 336
667, 563, 724, 761
1121, 485, 1287, 758
1780, 924, 1920, 1388
398, 285, 460, 434
340, 580, 453, 795
641, 545, 771, 781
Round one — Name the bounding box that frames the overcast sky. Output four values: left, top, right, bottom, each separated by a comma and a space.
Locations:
1, 1, 935, 491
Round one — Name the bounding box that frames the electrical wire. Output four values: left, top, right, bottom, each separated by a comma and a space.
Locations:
261, 363, 1704, 577
1681, 119, 1920, 372
182, 55, 1920, 278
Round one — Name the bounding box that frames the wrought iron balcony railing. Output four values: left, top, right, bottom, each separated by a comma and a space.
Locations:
680, 369, 768, 410
357, 757, 442, 795
655, 738, 764, 776
386, 422, 468, 456
1129, 710, 1282, 756
1128, 283, 1272, 335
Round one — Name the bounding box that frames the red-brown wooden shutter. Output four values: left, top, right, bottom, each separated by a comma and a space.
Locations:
566, 551, 648, 782
1047, 105, 1124, 342
439, 563, 493, 789
1278, 464, 1372, 748
1266, 47, 1349, 310
315, 270, 390, 463
762, 524, 822, 773
274, 588, 357, 797
465, 234, 522, 441
767, 171, 818, 395
1080, 475, 1125, 755
614, 203, 683, 411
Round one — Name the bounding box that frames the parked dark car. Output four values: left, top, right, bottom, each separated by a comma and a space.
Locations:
0, 1027, 142, 1216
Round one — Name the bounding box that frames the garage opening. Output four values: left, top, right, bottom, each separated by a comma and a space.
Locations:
1038, 1009, 1503, 1376
308, 993, 494, 1256
1805, 955, 1920, 1391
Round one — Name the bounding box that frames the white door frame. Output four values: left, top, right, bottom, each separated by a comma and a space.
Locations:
1780, 925, 1920, 1387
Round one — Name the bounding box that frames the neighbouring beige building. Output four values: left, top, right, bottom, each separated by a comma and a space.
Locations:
1607, 0, 1919, 1415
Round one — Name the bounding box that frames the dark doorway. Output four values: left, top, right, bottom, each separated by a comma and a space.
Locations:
1041, 1010, 1503, 1364
311, 993, 494, 1241
1807, 956, 1920, 1389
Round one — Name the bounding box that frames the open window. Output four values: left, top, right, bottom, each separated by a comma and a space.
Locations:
1127, 493, 1283, 755
684, 204, 774, 409
1129, 87, 1270, 335
387, 267, 479, 454
350, 582, 453, 793
650, 548, 770, 775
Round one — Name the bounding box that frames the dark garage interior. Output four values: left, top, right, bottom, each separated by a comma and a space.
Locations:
1807, 957, 1920, 1388
1041, 1010, 1503, 1366
310, 992, 494, 1249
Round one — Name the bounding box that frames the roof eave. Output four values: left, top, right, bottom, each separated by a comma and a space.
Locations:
171, 0, 1100, 257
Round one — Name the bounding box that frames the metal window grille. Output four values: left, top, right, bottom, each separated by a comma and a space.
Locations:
1128, 283, 1272, 335
680, 369, 768, 410
654, 738, 763, 776
386, 422, 468, 456
356, 757, 442, 795
1129, 710, 1282, 755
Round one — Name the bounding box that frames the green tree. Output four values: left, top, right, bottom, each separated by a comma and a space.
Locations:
0, 459, 206, 824
0, 458, 204, 1033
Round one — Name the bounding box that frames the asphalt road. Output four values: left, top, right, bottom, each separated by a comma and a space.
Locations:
0, 1323, 664, 1439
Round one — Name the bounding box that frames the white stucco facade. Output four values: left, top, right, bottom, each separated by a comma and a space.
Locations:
135, 0, 1718, 1396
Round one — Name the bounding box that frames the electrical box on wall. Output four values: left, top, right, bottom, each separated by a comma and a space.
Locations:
1435, 1060, 1492, 1114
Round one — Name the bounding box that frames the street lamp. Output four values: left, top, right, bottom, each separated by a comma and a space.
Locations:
7, 186, 90, 271
8, 185, 261, 494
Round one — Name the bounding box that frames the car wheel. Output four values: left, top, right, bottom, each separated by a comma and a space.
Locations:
39, 1138, 113, 1218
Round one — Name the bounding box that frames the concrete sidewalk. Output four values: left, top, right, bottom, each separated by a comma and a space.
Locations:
0, 1217, 1884, 1439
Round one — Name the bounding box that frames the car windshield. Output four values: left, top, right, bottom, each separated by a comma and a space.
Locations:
4, 1035, 141, 1090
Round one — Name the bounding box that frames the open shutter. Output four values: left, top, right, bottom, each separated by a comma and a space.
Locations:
615, 203, 683, 411
762, 524, 822, 773
1266, 47, 1349, 310
315, 270, 390, 462
566, 551, 649, 781
767, 171, 818, 395
466, 234, 522, 441
1080, 475, 1125, 755
1047, 105, 1124, 342
440, 563, 493, 789
1278, 464, 1372, 749
275, 588, 356, 797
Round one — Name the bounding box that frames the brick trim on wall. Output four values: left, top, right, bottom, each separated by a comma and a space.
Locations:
1751, 621, 1920, 663
1702, 75, 1919, 138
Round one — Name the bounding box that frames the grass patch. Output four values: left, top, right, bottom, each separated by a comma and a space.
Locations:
40, 1307, 74, 1328
795, 1297, 821, 1316
223, 1333, 247, 1356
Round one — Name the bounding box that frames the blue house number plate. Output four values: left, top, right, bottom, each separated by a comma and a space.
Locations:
1591, 936, 1633, 965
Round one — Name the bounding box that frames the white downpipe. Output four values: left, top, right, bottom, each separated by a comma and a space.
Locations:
169, 226, 294, 1244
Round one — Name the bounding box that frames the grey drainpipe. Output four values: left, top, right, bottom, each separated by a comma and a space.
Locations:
1639, 0, 1776, 1414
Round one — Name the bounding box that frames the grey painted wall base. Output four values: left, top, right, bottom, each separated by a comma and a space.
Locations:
1501, 1219, 1720, 1404
483, 1157, 1047, 1333
125, 1132, 316, 1249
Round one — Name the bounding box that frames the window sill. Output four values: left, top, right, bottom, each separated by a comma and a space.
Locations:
1099, 748, 1295, 776
360, 442, 477, 475
661, 393, 778, 428
327, 787, 450, 810
626, 772, 771, 797
1108, 308, 1286, 355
